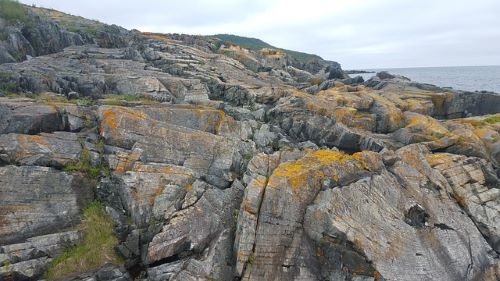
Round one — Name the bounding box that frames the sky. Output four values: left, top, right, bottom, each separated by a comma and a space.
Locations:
19, 0, 500, 69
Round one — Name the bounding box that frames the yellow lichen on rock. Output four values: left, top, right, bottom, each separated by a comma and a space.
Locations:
268, 150, 371, 191
404, 113, 450, 141
426, 153, 453, 167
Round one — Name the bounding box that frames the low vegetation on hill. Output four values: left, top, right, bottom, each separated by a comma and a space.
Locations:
0, 0, 26, 24
214, 34, 322, 63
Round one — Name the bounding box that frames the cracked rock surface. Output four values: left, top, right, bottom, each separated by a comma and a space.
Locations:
0, 4, 499, 281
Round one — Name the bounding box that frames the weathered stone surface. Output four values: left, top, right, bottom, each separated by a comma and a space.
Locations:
231, 145, 500, 281
0, 5, 499, 280
99, 105, 254, 188
99, 163, 195, 228
236, 150, 384, 280
60, 264, 132, 281
0, 231, 82, 280
147, 181, 243, 265
427, 153, 500, 252
0, 131, 82, 167
0, 99, 65, 134
0, 166, 94, 244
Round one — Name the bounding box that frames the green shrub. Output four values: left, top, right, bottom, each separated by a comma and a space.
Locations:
75, 97, 95, 106
64, 148, 108, 178
45, 201, 122, 280
102, 94, 157, 106
484, 115, 500, 124
0, 0, 27, 24
0, 82, 17, 94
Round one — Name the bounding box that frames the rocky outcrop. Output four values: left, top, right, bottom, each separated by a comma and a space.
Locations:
233, 145, 499, 281
0, 5, 131, 64
0, 4, 499, 281
366, 72, 500, 118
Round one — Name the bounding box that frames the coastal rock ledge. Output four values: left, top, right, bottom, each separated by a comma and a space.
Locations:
0, 3, 499, 281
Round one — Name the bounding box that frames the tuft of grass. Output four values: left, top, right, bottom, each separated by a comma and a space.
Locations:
0, 0, 27, 24
36, 93, 96, 107
44, 201, 122, 280
64, 148, 109, 178
484, 116, 500, 124
35, 93, 70, 104
0, 71, 18, 94
75, 97, 95, 106
101, 94, 157, 106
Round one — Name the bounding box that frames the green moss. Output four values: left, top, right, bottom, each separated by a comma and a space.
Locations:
248, 252, 256, 265
75, 97, 95, 106
484, 116, 500, 124
102, 94, 157, 106
44, 201, 122, 280
243, 152, 253, 161
0, 82, 17, 94
64, 148, 108, 178
0, 0, 27, 24
66, 26, 99, 36
0, 31, 8, 41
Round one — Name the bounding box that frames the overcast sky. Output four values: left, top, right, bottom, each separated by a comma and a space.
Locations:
20, 0, 500, 69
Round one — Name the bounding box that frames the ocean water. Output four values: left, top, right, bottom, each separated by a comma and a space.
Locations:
350, 65, 500, 93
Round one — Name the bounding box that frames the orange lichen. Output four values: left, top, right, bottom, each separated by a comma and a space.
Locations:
473, 128, 499, 142
427, 92, 450, 114
101, 108, 119, 132
17, 134, 50, 148
260, 48, 285, 59
114, 150, 142, 173
101, 107, 148, 135
291, 90, 337, 117
384, 235, 403, 260
426, 153, 452, 167
334, 107, 357, 125
141, 32, 175, 43
243, 199, 257, 215
451, 192, 467, 208
309, 78, 324, 86
149, 184, 166, 205
132, 163, 192, 178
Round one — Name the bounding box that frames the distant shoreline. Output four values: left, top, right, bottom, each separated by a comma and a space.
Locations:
344, 70, 375, 74
347, 65, 500, 93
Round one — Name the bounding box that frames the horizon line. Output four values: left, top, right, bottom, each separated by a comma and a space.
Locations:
345, 64, 500, 70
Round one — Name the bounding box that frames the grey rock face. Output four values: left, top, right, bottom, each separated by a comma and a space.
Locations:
98, 105, 254, 188
0, 231, 82, 280
0, 99, 65, 134
0, 165, 94, 245
0, 131, 83, 167
0, 5, 499, 281
147, 182, 243, 265
232, 145, 499, 281
428, 153, 500, 252
60, 264, 132, 281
